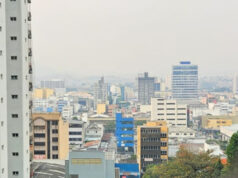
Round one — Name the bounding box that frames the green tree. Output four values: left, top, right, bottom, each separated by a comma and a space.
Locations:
143, 148, 222, 178
222, 132, 238, 177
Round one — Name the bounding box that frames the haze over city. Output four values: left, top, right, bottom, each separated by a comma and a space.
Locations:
32, 0, 238, 78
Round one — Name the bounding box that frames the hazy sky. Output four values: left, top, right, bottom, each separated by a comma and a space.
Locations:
32, 0, 238, 78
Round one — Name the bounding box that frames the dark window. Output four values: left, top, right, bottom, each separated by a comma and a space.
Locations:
11, 75, 18, 80
52, 121, 58, 126
52, 137, 58, 142
12, 114, 18, 118
12, 133, 19, 137
52, 146, 58, 150
10, 36, 17, 40
52, 154, 58, 159
11, 56, 17, 60
34, 142, 45, 146
34, 133, 45, 138
10, 17, 17, 21
34, 150, 45, 155
12, 171, 19, 176
11, 95, 18, 99
52, 129, 58, 134
12, 152, 19, 156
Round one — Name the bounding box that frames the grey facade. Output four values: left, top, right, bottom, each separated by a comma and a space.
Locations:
0, 0, 32, 177
66, 151, 115, 178
172, 61, 198, 102
138, 72, 155, 105
93, 77, 108, 108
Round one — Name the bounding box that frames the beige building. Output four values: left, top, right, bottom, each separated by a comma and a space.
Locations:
151, 98, 187, 127
32, 113, 69, 160
97, 103, 106, 114
201, 115, 238, 130
33, 88, 54, 99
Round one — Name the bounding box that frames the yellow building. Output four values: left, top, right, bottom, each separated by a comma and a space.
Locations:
201, 115, 238, 130
32, 113, 69, 160
97, 104, 106, 114
33, 88, 54, 99
137, 121, 168, 172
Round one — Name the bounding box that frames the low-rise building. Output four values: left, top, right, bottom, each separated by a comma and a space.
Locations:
201, 115, 238, 130
85, 123, 104, 142
62, 105, 73, 120
115, 163, 140, 178
220, 124, 238, 141
69, 120, 87, 147
65, 151, 115, 178
169, 127, 196, 139
32, 113, 69, 160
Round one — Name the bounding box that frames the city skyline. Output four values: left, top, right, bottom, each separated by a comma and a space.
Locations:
32, 0, 238, 78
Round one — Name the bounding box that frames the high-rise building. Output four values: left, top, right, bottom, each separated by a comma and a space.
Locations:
151, 98, 188, 127
32, 113, 69, 160
138, 72, 155, 105
233, 73, 238, 95
172, 61, 198, 102
0, 0, 33, 177
93, 77, 108, 108
137, 121, 168, 173
40, 79, 65, 89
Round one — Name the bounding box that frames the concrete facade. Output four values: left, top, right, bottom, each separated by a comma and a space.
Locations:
0, 0, 32, 177
151, 98, 188, 127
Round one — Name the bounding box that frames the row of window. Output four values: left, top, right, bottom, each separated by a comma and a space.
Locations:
141, 146, 162, 150
69, 132, 82, 135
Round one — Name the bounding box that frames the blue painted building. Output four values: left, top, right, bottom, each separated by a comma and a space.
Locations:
115, 163, 140, 178
172, 61, 198, 102
115, 113, 134, 152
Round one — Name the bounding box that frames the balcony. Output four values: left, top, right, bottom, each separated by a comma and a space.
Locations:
28, 12, 31, 21
29, 82, 33, 91
28, 0, 31, 3
29, 64, 32, 74
28, 30, 32, 39
28, 48, 32, 57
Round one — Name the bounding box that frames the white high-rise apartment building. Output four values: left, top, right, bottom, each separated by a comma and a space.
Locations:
0, 0, 32, 177
151, 98, 188, 127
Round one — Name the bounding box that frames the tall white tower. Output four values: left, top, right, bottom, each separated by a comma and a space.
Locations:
0, 0, 33, 177
233, 73, 238, 95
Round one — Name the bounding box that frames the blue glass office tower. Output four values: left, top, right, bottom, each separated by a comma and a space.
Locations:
172, 61, 198, 102
115, 113, 134, 153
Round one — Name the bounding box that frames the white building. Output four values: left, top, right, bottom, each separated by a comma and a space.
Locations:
69, 120, 86, 147
62, 105, 73, 120
151, 98, 188, 127
169, 127, 196, 139
0, 0, 32, 177
85, 123, 104, 142
220, 124, 238, 141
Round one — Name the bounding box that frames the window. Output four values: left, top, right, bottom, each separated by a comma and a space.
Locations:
12, 133, 19, 137
11, 56, 17, 60
1, 145, 4, 150
52, 121, 58, 126
12, 171, 19, 176
12, 152, 19, 156
34, 142, 45, 146
34, 133, 45, 138
52, 146, 58, 150
52, 154, 58, 159
11, 95, 18, 99
34, 150, 45, 155
0, 26, 1, 32
12, 114, 18, 118
10, 17, 17, 21
11, 36, 17, 40
0, 97, 3, 103
11, 75, 18, 80
52, 137, 58, 142
52, 129, 58, 134
10, 0, 17, 1
0, 50, 2, 55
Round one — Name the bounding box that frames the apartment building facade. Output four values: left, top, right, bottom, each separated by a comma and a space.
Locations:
137, 121, 168, 173
32, 113, 69, 160
0, 0, 33, 177
151, 98, 188, 127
